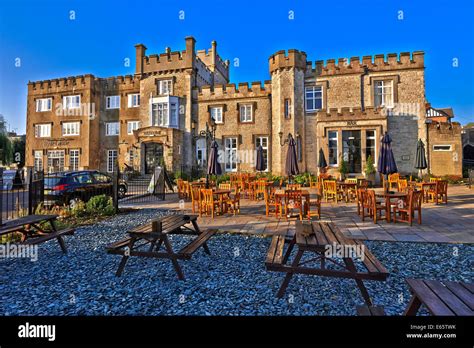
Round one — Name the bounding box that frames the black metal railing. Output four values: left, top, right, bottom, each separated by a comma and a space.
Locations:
0, 168, 44, 225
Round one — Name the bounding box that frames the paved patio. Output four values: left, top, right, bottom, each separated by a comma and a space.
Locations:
121, 185, 474, 244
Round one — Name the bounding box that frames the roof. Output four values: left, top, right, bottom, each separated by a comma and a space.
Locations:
426, 106, 454, 119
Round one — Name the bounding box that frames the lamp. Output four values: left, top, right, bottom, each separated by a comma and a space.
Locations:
279, 131, 294, 146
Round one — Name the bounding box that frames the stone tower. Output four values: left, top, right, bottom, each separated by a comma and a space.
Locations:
269, 49, 307, 174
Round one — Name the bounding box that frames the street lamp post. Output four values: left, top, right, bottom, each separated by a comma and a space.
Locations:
193, 118, 217, 188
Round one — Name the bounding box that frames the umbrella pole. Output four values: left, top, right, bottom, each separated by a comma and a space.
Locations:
385, 174, 388, 193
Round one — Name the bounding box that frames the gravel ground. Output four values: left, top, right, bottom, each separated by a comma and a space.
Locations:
0, 208, 472, 316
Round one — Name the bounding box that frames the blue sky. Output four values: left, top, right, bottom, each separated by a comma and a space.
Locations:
0, 0, 473, 133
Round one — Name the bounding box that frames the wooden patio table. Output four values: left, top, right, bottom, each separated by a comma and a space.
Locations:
404, 279, 474, 316
106, 214, 215, 279
0, 214, 74, 253
265, 221, 389, 305
375, 192, 408, 223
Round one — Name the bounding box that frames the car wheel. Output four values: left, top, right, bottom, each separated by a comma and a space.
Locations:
118, 186, 126, 199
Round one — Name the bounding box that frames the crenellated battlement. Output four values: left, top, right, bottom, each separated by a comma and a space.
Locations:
306, 51, 424, 76
269, 49, 307, 73
196, 80, 272, 100
317, 106, 387, 121
28, 74, 96, 92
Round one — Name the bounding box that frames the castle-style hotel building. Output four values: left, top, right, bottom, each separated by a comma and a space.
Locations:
25, 37, 462, 177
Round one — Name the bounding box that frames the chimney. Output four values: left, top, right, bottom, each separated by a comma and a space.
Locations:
185, 36, 196, 67
211, 40, 217, 67
134, 44, 147, 75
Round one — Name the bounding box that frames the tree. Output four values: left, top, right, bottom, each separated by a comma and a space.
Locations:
0, 133, 13, 165
0, 114, 7, 134
12, 137, 26, 167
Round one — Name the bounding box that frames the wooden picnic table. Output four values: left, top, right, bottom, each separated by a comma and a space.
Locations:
404, 279, 474, 316
265, 221, 389, 305
0, 214, 74, 253
106, 214, 216, 280
375, 192, 408, 222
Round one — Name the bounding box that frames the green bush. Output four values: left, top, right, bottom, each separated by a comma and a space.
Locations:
339, 158, 349, 176
85, 195, 115, 216
70, 199, 86, 217
365, 155, 376, 175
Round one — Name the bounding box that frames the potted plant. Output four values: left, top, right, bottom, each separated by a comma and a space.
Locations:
339, 157, 349, 181
364, 155, 376, 186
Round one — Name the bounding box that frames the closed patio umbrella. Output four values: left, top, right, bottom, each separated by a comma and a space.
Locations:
414, 139, 427, 179
317, 148, 327, 177
256, 145, 266, 172
207, 140, 222, 176
377, 132, 398, 192
285, 134, 299, 182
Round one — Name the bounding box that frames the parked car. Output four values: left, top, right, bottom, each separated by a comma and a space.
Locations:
1, 169, 25, 190
44, 170, 127, 206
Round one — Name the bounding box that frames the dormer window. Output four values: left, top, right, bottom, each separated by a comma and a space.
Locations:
158, 80, 172, 95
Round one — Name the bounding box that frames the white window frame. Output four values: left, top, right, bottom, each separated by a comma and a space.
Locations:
328, 130, 338, 167
105, 122, 120, 136
62, 122, 80, 136
127, 121, 140, 135
106, 95, 120, 109
196, 138, 207, 167
107, 150, 118, 173
210, 107, 223, 124
255, 136, 269, 172
69, 149, 80, 171
224, 137, 238, 172
239, 104, 253, 123
47, 150, 65, 173
34, 151, 43, 171
305, 86, 323, 112
150, 96, 179, 128
36, 98, 52, 112
127, 93, 140, 108
158, 80, 172, 95
63, 95, 81, 109
35, 124, 51, 138
365, 129, 377, 161
433, 145, 452, 151
374, 80, 394, 108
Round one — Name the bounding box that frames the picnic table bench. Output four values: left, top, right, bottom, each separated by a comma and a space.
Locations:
265, 221, 389, 305
404, 279, 474, 316
106, 214, 216, 280
0, 214, 75, 253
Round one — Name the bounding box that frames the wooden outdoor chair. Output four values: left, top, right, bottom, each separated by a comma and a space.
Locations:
284, 190, 304, 220
309, 175, 319, 188
264, 187, 281, 218
397, 179, 408, 192
218, 183, 231, 190
356, 188, 367, 216
323, 180, 338, 202
305, 184, 322, 220
176, 179, 185, 199
201, 189, 220, 218
225, 187, 241, 215
358, 179, 369, 189
182, 181, 190, 199
387, 173, 400, 191
286, 184, 301, 190
254, 180, 267, 200
430, 177, 442, 182
345, 178, 358, 202
366, 190, 387, 223
345, 178, 358, 184
190, 186, 202, 215
427, 180, 448, 204
393, 190, 423, 225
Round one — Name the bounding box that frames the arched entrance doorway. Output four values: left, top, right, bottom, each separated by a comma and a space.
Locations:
144, 142, 164, 174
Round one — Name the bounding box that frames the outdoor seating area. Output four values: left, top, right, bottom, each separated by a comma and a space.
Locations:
0, 131, 472, 318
